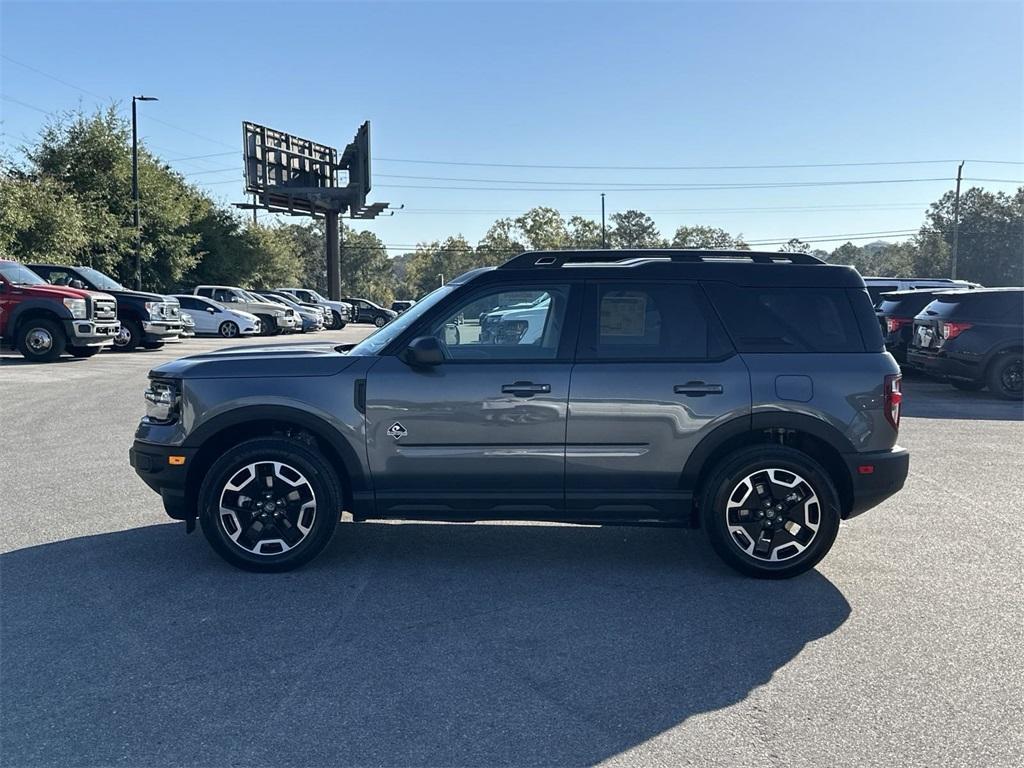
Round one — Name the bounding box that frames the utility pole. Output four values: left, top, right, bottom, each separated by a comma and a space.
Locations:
251, 194, 257, 225
951, 161, 964, 279
131, 95, 158, 290
437, 273, 445, 287
326, 211, 341, 300
601, 193, 607, 248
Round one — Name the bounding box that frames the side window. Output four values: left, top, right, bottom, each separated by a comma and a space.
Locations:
578, 282, 730, 361
196, 287, 213, 298
45, 269, 72, 286
427, 285, 571, 361
213, 289, 233, 303
705, 284, 865, 353
176, 297, 197, 310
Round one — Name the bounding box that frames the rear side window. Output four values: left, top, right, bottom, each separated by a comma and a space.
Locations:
705, 283, 866, 353
578, 282, 732, 361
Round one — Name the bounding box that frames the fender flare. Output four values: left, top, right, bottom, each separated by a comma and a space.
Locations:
182, 404, 368, 495
680, 411, 857, 489
6, 300, 71, 339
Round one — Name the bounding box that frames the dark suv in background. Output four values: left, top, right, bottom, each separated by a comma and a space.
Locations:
907, 288, 1023, 399
28, 264, 182, 351
131, 249, 908, 579
876, 289, 958, 365
342, 297, 397, 327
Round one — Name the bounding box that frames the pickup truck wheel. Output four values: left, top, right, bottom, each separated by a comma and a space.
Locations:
113, 319, 142, 352
69, 347, 101, 358
256, 315, 277, 336
987, 353, 1023, 400
701, 446, 840, 579
328, 311, 343, 330
16, 318, 66, 362
198, 437, 342, 572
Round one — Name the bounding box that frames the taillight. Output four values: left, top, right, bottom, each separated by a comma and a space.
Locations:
884, 374, 903, 431
939, 321, 973, 341
886, 317, 912, 334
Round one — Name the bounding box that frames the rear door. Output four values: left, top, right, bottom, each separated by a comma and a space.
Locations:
565, 280, 750, 520
364, 281, 581, 518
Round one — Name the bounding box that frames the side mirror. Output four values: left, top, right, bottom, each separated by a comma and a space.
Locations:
69, 279, 85, 290
401, 336, 444, 367
207, 307, 216, 314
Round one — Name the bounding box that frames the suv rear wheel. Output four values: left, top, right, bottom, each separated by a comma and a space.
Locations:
702, 445, 841, 579
987, 353, 1023, 400
16, 317, 66, 362
198, 437, 342, 571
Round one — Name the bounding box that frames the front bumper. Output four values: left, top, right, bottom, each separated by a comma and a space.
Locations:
142, 320, 184, 343
130, 441, 195, 521
64, 319, 121, 347
843, 446, 910, 518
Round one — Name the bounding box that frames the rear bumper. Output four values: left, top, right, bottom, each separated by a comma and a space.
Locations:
130, 441, 195, 521
843, 446, 910, 519
906, 348, 978, 381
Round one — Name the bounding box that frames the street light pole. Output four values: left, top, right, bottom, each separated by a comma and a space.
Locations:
601, 193, 607, 248
438, 273, 445, 286
131, 95, 158, 290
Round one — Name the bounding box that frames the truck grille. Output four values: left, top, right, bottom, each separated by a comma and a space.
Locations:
92, 298, 117, 322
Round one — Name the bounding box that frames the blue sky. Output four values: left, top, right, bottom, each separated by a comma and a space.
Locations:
2, 1, 1022, 253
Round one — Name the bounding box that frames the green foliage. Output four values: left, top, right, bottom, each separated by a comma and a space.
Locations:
609, 210, 664, 248
402, 236, 476, 299
0, 173, 89, 261
779, 238, 811, 253
671, 225, 748, 249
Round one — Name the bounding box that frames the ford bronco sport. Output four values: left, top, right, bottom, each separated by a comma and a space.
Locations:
131, 250, 910, 578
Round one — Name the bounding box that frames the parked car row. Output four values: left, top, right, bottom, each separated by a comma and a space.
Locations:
876, 283, 1023, 399
0, 259, 400, 363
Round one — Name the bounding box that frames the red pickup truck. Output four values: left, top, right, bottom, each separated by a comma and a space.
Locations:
0, 259, 120, 362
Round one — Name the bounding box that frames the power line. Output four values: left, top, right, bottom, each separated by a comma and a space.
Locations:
1, 54, 107, 100
373, 156, 1024, 171
0, 94, 51, 114
375, 177, 958, 193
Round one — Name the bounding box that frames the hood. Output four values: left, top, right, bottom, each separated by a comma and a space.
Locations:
150, 341, 360, 380
236, 301, 286, 314
99, 287, 174, 302
9, 283, 111, 302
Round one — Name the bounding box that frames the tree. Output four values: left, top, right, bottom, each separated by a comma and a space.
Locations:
0, 173, 89, 261
609, 210, 663, 248
779, 238, 811, 253
671, 225, 748, 249
567, 215, 604, 248
921, 186, 1023, 286
477, 218, 526, 266
514, 206, 568, 251
340, 225, 394, 304
403, 236, 475, 298
24, 107, 206, 291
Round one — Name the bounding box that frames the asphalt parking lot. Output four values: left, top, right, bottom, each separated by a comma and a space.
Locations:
1, 333, 1022, 768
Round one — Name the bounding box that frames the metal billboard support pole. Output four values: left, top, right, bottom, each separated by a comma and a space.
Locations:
326, 210, 341, 301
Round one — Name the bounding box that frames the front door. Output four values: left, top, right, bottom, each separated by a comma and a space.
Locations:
565, 280, 751, 520
364, 282, 579, 518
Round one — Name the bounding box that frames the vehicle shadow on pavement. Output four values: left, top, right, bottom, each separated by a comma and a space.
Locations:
0, 522, 850, 767
901, 379, 1024, 421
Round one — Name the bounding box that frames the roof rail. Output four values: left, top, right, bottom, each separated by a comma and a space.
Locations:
500, 249, 826, 270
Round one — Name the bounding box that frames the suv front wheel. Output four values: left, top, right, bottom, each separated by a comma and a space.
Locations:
198, 437, 342, 571
701, 446, 841, 579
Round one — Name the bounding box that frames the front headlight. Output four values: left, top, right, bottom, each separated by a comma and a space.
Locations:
145, 301, 162, 320
144, 380, 180, 424
63, 298, 87, 319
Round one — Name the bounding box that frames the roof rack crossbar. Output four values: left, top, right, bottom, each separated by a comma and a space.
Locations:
500, 249, 826, 269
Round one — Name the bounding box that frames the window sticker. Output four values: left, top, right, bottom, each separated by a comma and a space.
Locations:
601, 294, 647, 337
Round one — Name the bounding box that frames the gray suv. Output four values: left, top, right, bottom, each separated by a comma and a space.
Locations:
131, 250, 909, 578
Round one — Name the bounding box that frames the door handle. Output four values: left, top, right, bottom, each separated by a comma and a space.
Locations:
674, 382, 723, 397
502, 381, 551, 397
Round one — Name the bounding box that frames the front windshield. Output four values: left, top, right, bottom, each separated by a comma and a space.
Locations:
0, 262, 47, 286
76, 266, 124, 291
347, 285, 455, 356
240, 290, 265, 304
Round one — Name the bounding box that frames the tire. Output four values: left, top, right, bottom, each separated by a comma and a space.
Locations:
112, 319, 142, 352
950, 379, 985, 392
198, 437, 342, 572
987, 353, 1023, 400
219, 321, 240, 338
69, 347, 101, 358
256, 315, 278, 336
373, 315, 387, 328
16, 317, 67, 362
701, 445, 841, 579
329, 311, 344, 330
